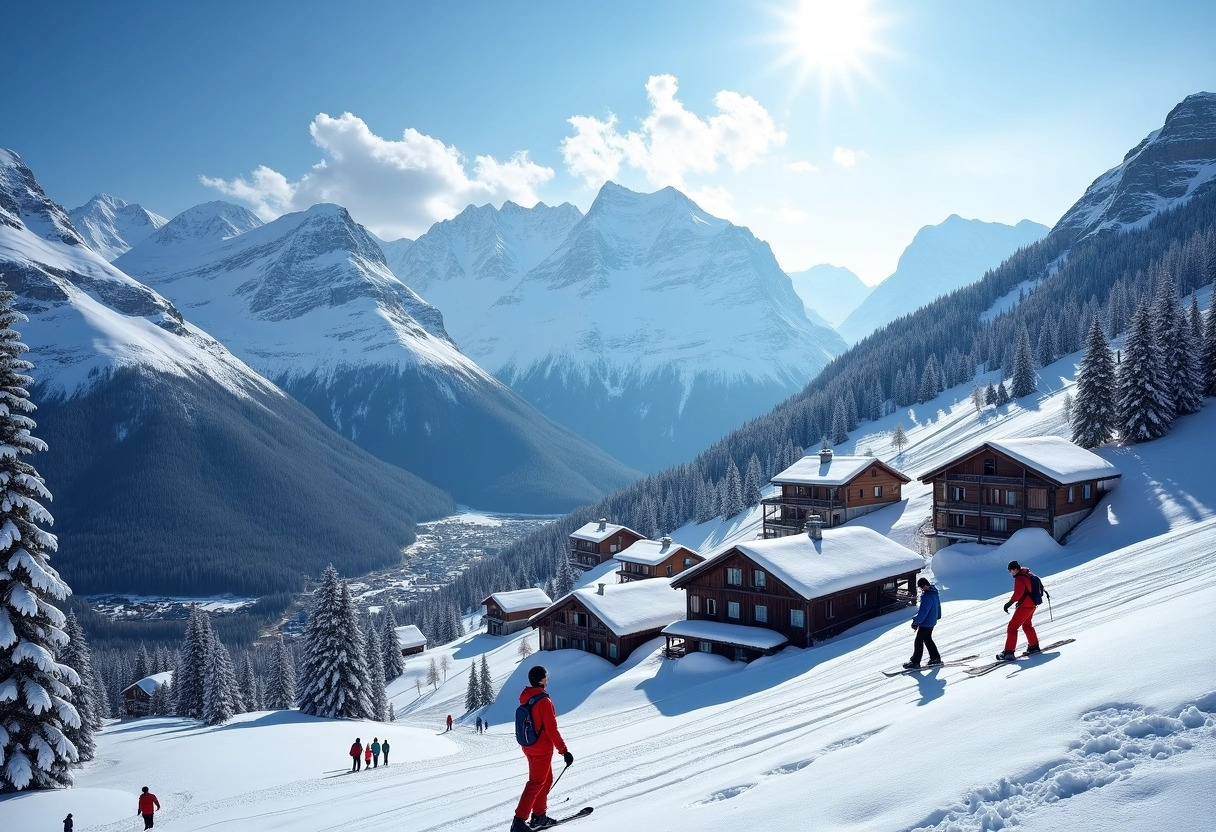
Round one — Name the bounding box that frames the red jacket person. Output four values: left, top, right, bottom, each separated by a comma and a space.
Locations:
510, 665, 572, 832
998, 560, 1041, 660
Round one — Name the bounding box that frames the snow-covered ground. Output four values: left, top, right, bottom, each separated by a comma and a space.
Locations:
4, 345, 1215, 831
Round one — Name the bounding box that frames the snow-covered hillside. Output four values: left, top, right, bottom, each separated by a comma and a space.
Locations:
67, 194, 167, 261
1055, 91, 1216, 240
11, 326, 1215, 831
393, 182, 845, 471
837, 215, 1048, 344
115, 200, 638, 512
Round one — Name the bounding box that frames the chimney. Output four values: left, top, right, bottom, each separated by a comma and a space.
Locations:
597, 518, 607, 531
806, 515, 824, 541
819, 448, 833, 465
660, 535, 672, 549
597, 583, 605, 595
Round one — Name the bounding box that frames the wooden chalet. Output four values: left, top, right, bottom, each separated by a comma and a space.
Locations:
762, 449, 910, 538
569, 518, 646, 572
394, 624, 427, 656
121, 671, 173, 717
529, 579, 684, 665
917, 436, 1121, 549
665, 524, 922, 662
482, 588, 552, 636
613, 536, 704, 583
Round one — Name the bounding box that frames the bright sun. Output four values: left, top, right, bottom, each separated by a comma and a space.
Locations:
775, 0, 888, 99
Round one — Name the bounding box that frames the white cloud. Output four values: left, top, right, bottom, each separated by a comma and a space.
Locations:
754, 200, 811, 226
833, 146, 868, 168
561, 75, 786, 190
788, 160, 821, 174
201, 112, 554, 240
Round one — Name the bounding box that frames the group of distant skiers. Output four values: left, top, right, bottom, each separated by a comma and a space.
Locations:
903, 559, 1042, 669
348, 737, 390, 771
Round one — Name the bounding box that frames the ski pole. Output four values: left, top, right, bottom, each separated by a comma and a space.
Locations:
550, 761, 572, 794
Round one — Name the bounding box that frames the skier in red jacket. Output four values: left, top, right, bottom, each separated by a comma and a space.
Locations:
511, 665, 573, 832
997, 560, 1041, 660
137, 786, 160, 829
350, 738, 363, 772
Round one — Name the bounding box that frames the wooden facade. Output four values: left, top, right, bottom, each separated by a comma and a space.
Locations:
918, 440, 1120, 547
121, 672, 172, 717
394, 624, 427, 656
569, 520, 646, 571
530, 581, 683, 666
614, 537, 704, 583
482, 589, 551, 636
762, 451, 910, 538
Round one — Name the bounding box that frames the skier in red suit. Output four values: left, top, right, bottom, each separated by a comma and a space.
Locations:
511, 665, 573, 832
998, 560, 1041, 659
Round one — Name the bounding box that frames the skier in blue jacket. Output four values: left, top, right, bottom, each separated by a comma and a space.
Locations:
903, 577, 943, 669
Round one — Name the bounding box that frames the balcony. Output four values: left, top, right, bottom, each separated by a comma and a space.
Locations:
761, 495, 846, 510
943, 473, 1051, 489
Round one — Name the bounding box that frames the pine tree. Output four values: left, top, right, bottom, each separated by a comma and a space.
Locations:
555, 558, 577, 598
1071, 319, 1117, 448
464, 663, 481, 711
90, 663, 112, 721
0, 283, 81, 791
970, 385, 985, 412
1205, 281, 1216, 396
891, 423, 907, 455
1116, 301, 1172, 442
264, 635, 296, 710
239, 653, 260, 714
202, 639, 237, 726
517, 635, 533, 659
440, 653, 452, 683
477, 654, 494, 707
426, 658, 440, 690
364, 623, 388, 722
297, 566, 373, 719
1163, 304, 1203, 416
58, 612, 97, 762
720, 459, 744, 518
743, 454, 763, 506
917, 355, 941, 402
133, 645, 150, 684
174, 606, 213, 719
1036, 319, 1057, 366
995, 382, 1010, 406
380, 607, 404, 683
830, 398, 848, 445
1010, 324, 1037, 398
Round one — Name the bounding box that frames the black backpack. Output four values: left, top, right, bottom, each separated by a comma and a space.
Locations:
1028, 574, 1049, 605
515, 692, 549, 747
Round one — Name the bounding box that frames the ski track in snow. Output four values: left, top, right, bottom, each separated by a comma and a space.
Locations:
907, 699, 1216, 831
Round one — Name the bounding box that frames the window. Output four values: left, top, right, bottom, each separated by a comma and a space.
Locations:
1005, 490, 1017, 506
698, 641, 713, 653
951, 486, 967, 501
984, 458, 996, 475
874, 486, 883, 498
790, 609, 805, 628
733, 647, 746, 662
828, 487, 838, 500
753, 569, 767, 588
727, 601, 741, 619
573, 612, 589, 627
666, 564, 673, 577
683, 557, 694, 566
826, 600, 835, 619
1082, 483, 1092, 500
871, 468, 878, 477
859, 488, 865, 499
593, 641, 603, 655
989, 516, 1008, 532
609, 643, 618, 660
754, 604, 768, 623
705, 598, 717, 616
690, 595, 700, 613
555, 636, 568, 649
726, 567, 743, 586
1067, 486, 1075, 503
950, 513, 967, 527
858, 592, 868, 609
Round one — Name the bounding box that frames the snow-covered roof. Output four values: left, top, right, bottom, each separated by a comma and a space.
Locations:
661, 619, 789, 651
484, 588, 552, 614
122, 671, 173, 696
675, 526, 923, 600
532, 579, 684, 636
919, 436, 1121, 485
394, 624, 427, 649
614, 538, 700, 567
772, 453, 908, 486
570, 520, 642, 543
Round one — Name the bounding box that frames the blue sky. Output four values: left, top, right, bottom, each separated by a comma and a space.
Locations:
5, 0, 1215, 283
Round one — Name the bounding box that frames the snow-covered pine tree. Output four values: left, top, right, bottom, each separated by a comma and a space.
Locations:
464, 663, 481, 711
1163, 302, 1203, 416
984, 383, 997, 405
426, 657, 440, 690
297, 566, 372, 719
830, 398, 848, 445
0, 280, 80, 791
1036, 318, 1057, 366
133, 645, 150, 683
517, 635, 533, 659
57, 612, 99, 761
720, 459, 744, 519
1071, 319, 1118, 448
364, 622, 388, 722
89, 662, 112, 721
202, 639, 237, 726
174, 605, 213, 718
380, 608, 404, 683
1205, 281, 1216, 396
264, 635, 296, 710
995, 382, 1010, 406
970, 386, 985, 412
238, 653, 260, 714
1116, 300, 1172, 442
1010, 324, 1037, 398
917, 355, 941, 403
477, 654, 494, 707
891, 424, 907, 455
555, 557, 577, 599
743, 454, 763, 506
844, 386, 859, 431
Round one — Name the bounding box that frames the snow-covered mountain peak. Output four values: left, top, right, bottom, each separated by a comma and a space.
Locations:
68, 193, 168, 261
148, 200, 263, 248
0, 148, 85, 247
1054, 91, 1216, 240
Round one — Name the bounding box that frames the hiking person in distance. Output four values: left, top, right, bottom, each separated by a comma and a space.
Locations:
137, 786, 160, 829
371, 737, 381, 767
903, 577, 943, 669
350, 737, 363, 772
63, 813, 73, 832
998, 560, 1040, 660
510, 665, 573, 832
382, 738, 390, 765
446, 714, 453, 732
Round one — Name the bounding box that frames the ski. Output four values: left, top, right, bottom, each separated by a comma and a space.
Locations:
881, 655, 979, 676
964, 638, 1076, 677
550, 807, 594, 826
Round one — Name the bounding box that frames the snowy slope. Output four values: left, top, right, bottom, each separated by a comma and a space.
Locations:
0, 148, 456, 596
838, 215, 1048, 344
1055, 91, 1216, 240
786, 263, 871, 327
8, 328, 1214, 831
408, 183, 847, 471
115, 201, 639, 512
67, 193, 168, 261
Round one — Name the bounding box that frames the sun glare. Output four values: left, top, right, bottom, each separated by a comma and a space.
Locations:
774, 0, 888, 100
